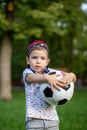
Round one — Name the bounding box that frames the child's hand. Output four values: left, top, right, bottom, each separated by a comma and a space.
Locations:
60, 72, 76, 85
45, 72, 76, 91
46, 74, 63, 91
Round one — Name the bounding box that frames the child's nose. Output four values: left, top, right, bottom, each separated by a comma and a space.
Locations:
37, 58, 41, 63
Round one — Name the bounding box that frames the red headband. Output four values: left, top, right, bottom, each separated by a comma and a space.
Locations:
27, 40, 49, 54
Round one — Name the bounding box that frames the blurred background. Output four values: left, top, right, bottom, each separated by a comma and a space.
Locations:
0, 1, 87, 130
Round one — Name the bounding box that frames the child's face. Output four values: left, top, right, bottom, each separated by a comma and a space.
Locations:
26, 49, 50, 73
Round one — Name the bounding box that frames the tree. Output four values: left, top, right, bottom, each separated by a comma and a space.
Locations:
0, 0, 87, 100
0, 0, 14, 100
1, 31, 12, 100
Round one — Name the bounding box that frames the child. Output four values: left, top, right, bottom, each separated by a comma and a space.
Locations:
23, 40, 76, 130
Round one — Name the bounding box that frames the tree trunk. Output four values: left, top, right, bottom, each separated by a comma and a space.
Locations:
0, 32, 12, 100
0, 48, 1, 89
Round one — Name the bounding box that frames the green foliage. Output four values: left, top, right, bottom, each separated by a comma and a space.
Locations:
0, 13, 9, 30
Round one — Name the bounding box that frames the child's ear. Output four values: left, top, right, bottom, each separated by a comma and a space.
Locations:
26, 57, 29, 64
47, 58, 50, 66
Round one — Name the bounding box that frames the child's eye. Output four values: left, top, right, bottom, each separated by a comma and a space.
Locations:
41, 57, 45, 60
32, 56, 37, 59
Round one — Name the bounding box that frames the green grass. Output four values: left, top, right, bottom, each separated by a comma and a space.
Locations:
0, 89, 87, 130
0, 90, 25, 130
57, 89, 87, 130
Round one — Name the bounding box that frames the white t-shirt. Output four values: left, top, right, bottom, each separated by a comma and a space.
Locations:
23, 67, 62, 122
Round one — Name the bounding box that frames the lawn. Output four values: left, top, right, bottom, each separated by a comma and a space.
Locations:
0, 90, 25, 130
0, 89, 87, 130
57, 89, 87, 130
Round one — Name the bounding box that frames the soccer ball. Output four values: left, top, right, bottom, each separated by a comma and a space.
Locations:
39, 76, 74, 106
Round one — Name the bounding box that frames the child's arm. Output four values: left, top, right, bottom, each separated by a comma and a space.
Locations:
26, 73, 61, 90
26, 73, 49, 83
69, 72, 76, 83
26, 72, 76, 91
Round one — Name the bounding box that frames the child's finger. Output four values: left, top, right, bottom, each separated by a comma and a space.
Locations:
50, 86, 54, 92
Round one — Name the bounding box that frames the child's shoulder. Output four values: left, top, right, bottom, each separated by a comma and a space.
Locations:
23, 68, 33, 75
